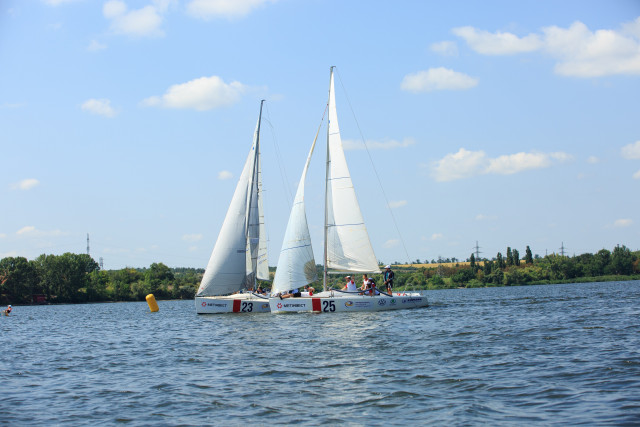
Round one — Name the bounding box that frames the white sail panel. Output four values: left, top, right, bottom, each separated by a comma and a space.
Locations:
326, 70, 380, 273
197, 143, 256, 296
256, 149, 270, 281
272, 135, 318, 294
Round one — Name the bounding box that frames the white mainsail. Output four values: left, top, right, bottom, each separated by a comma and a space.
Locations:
324, 68, 380, 274
271, 129, 319, 294
197, 101, 267, 296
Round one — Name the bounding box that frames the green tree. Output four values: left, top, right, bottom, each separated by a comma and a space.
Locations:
610, 245, 634, 275
506, 247, 514, 266
0, 257, 38, 304
470, 253, 476, 271
513, 249, 520, 266
525, 246, 533, 264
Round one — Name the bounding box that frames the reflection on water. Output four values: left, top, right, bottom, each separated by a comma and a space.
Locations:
1, 281, 639, 425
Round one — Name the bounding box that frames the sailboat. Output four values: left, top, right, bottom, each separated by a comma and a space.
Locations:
195, 101, 271, 314
269, 67, 428, 313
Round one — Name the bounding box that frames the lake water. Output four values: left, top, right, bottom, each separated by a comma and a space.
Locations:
2, 281, 639, 425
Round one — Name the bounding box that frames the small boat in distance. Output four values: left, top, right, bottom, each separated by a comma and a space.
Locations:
195, 101, 270, 314
269, 68, 428, 313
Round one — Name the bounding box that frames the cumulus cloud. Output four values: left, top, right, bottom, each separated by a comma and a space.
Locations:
430, 41, 458, 56
143, 76, 247, 111
452, 26, 542, 54
43, 0, 81, 5
186, 0, 274, 20
88, 39, 107, 51
621, 141, 640, 159
218, 170, 233, 180
103, 0, 170, 38
633, 170, 640, 179
383, 239, 399, 248
453, 17, 640, 77
432, 148, 572, 182
81, 98, 117, 117
476, 214, 497, 221
15, 226, 66, 237
431, 233, 443, 240
388, 200, 407, 209
613, 219, 633, 227
182, 233, 203, 242
342, 137, 415, 150
401, 67, 478, 92
587, 156, 600, 164
11, 178, 40, 191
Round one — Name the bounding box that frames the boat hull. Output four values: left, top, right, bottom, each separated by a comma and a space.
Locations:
195, 294, 271, 314
269, 291, 428, 313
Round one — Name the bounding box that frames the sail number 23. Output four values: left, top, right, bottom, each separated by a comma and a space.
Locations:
322, 300, 336, 312
241, 302, 253, 312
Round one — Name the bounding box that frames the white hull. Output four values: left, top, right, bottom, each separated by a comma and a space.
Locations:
269, 291, 428, 313
195, 294, 271, 314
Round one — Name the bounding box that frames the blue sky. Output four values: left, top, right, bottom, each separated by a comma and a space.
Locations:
2, 0, 639, 269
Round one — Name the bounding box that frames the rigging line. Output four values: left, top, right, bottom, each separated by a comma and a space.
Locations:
333, 68, 412, 264
262, 103, 294, 210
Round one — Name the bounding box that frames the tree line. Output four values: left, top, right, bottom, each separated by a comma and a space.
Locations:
0, 253, 202, 305
1, 244, 638, 304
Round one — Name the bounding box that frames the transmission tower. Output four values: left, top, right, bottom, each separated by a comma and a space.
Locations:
473, 241, 482, 260
559, 242, 566, 256
99, 257, 104, 270
87, 233, 90, 255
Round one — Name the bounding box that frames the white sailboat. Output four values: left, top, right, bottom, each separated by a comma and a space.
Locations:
195, 101, 271, 314
269, 67, 428, 313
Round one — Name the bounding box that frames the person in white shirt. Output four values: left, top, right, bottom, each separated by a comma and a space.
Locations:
342, 276, 357, 292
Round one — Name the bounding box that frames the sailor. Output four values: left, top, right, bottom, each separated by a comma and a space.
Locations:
342, 276, 357, 292
383, 265, 395, 296
367, 278, 379, 296
361, 274, 369, 291
303, 285, 315, 296
2, 305, 11, 315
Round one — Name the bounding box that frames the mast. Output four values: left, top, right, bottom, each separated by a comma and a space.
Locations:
246, 99, 265, 289
323, 67, 334, 291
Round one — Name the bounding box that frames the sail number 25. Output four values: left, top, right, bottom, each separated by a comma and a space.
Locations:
322, 300, 336, 312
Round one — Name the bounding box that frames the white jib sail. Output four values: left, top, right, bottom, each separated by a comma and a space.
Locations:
272, 134, 319, 294
197, 107, 263, 296
325, 69, 380, 273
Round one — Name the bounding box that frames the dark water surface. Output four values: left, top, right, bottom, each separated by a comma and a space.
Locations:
2, 281, 639, 425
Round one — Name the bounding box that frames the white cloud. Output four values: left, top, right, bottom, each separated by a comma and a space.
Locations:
453, 18, 640, 77
218, 170, 233, 180
614, 219, 633, 227
383, 239, 399, 248
453, 26, 542, 55
43, 0, 81, 6
432, 148, 572, 182
143, 76, 247, 111
430, 40, 458, 56
82, 98, 117, 117
16, 226, 35, 235
182, 233, 203, 242
389, 200, 407, 209
0, 233, 7, 239
16, 226, 66, 237
186, 0, 274, 20
476, 214, 497, 221
633, 170, 640, 179
431, 233, 443, 240
587, 156, 600, 164
88, 39, 107, 51
11, 178, 40, 191
401, 67, 478, 92
342, 137, 415, 150
621, 141, 640, 159
103, 0, 168, 38
0, 102, 26, 109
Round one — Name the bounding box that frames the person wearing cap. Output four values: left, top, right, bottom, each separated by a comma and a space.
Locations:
2, 305, 11, 315
342, 276, 357, 292
383, 265, 395, 296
